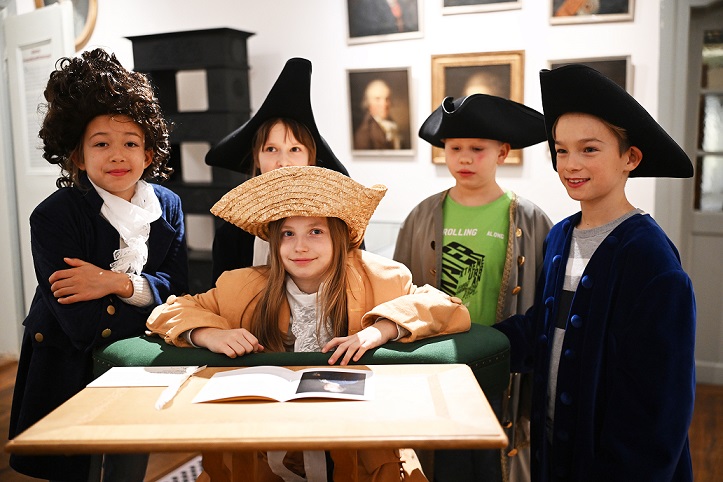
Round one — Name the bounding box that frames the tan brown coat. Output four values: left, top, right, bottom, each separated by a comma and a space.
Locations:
147, 249, 470, 481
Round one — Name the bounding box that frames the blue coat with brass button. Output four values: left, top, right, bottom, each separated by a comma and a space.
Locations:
494, 212, 695, 482
9, 174, 189, 481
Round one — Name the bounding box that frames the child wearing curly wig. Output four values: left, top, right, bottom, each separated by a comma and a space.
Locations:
9, 48, 189, 481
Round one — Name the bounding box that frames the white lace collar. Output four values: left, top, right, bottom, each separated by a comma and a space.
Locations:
285, 277, 332, 352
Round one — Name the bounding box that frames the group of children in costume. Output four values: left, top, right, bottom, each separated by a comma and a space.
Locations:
9, 48, 696, 482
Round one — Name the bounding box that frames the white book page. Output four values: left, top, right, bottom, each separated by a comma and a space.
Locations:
192, 366, 373, 403
192, 366, 300, 403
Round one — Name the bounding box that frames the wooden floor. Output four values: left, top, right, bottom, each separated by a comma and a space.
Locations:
1, 356, 722, 481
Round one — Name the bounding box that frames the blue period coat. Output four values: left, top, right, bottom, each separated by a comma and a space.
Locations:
9, 174, 188, 480
494, 212, 695, 482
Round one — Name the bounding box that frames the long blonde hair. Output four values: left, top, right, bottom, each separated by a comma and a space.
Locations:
250, 217, 350, 352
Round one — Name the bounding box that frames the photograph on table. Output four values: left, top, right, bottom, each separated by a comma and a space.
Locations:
431, 51, 525, 164
348, 67, 414, 156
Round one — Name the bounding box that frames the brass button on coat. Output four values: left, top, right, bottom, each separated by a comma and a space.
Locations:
106, 305, 116, 315
512, 286, 522, 295
101, 328, 112, 338
518, 255, 525, 266
34, 333, 44, 343
430, 268, 436, 275
515, 228, 522, 238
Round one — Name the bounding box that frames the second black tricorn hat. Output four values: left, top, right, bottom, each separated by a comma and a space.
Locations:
419, 94, 547, 149
205, 57, 348, 175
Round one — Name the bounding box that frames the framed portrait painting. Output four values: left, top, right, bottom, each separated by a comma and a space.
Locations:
550, 0, 634, 25
346, 0, 423, 44
431, 51, 525, 164
35, 0, 97, 51
443, 0, 522, 16
549, 56, 632, 92
348, 68, 413, 156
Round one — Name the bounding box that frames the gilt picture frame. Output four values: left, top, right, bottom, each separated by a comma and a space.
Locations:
431, 51, 525, 164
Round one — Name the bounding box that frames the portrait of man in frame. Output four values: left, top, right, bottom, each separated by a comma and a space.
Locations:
348, 68, 413, 155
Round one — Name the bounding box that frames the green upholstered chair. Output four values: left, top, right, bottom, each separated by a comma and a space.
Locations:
93, 324, 510, 396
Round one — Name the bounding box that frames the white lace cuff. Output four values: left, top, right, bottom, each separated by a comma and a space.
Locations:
184, 329, 200, 348
118, 273, 153, 307
376, 317, 409, 342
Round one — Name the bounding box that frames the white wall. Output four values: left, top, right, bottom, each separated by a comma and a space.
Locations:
4, 0, 667, 356
16, 0, 662, 227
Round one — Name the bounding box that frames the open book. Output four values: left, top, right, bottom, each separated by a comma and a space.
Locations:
192, 366, 374, 403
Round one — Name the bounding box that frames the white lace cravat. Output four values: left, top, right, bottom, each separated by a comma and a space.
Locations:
89, 179, 161, 275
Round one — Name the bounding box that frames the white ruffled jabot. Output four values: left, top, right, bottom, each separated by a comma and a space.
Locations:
90, 179, 161, 275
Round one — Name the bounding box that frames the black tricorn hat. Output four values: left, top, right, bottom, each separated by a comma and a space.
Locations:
205, 57, 348, 176
418, 94, 547, 149
540, 64, 693, 178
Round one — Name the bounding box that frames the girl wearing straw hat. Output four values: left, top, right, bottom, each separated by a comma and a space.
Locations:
147, 165, 470, 481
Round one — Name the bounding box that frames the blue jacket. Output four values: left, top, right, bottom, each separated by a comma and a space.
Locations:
9, 176, 188, 480
494, 212, 695, 482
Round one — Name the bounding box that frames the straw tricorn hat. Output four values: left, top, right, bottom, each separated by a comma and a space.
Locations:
540, 64, 693, 178
204, 57, 348, 176
419, 94, 547, 149
210, 166, 387, 248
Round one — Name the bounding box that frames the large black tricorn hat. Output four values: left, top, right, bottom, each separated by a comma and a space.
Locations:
205, 57, 348, 175
539, 64, 693, 178
418, 94, 547, 149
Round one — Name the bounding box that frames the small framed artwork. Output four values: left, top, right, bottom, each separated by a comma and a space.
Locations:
550, 0, 634, 25
346, 0, 423, 45
430, 51, 525, 164
549, 56, 632, 92
35, 0, 97, 51
443, 0, 522, 16
348, 68, 413, 156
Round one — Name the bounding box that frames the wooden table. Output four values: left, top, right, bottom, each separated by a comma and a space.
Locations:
5, 364, 507, 481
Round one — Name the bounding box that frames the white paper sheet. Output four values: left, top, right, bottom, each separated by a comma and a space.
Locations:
87, 366, 201, 387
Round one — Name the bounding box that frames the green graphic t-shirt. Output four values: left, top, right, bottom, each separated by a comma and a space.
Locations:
441, 191, 511, 325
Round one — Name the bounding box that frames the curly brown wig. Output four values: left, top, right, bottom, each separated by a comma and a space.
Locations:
39, 48, 172, 188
